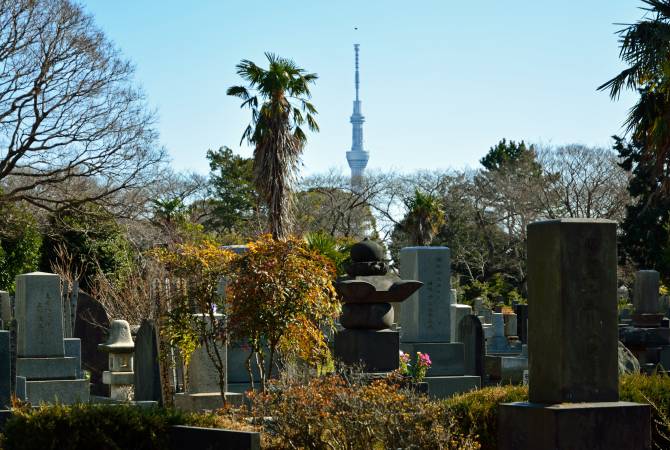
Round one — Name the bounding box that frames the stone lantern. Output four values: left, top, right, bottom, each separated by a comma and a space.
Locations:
334, 238, 423, 372
99, 320, 135, 401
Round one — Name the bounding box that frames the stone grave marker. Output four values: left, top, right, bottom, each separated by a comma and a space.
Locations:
134, 319, 162, 403
15, 272, 89, 404
499, 219, 650, 450
457, 315, 484, 380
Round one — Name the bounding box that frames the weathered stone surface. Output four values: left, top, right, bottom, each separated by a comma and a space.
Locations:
503, 313, 517, 337
25, 379, 89, 404
457, 315, 485, 378
634, 270, 660, 315
334, 329, 399, 372
0, 332, 9, 408
449, 304, 471, 343
15, 273, 64, 358
486, 354, 528, 384
620, 326, 670, 346
498, 402, 651, 450
169, 424, 260, 450
422, 375, 479, 399
64, 338, 82, 379
15, 357, 78, 379
134, 320, 162, 403
527, 219, 618, 404
186, 314, 226, 395
399, 247, 451, 342
173, 392, 244, 412
514, 304, 528, 344
399, 342, 465, 376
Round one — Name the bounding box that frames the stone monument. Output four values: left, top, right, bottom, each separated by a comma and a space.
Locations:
134, 319, 162, 403
334, 239, 422, 372
399, 246, 480, 397
15, 272, 89, 404
498, 219, 650, 450
174, 314, 242, 411
99, 320, 135, 401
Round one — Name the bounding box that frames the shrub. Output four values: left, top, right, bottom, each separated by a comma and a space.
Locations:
620, 373, 670, 448
244, 373, 480, 449
445, 384, 527, 450
0, 403, 218, 450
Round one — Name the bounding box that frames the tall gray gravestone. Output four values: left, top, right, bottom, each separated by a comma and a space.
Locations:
15, 272, 89, 404
399, 247, 479, 398
499, 219, 650, 450
0, 331, 10, 408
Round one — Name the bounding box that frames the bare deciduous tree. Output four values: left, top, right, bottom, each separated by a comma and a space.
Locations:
0, 0, 164, 212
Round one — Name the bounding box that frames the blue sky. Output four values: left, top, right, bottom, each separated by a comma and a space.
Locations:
82, 1, 642, 177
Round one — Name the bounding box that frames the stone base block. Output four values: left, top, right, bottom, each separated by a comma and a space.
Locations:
16, 357, 78, 380
424, 375, 480, 399
400, 342, 465, 375
498, 401, 651, 450
174, 392, 244, 412
620, 327, 670, 347
632, 313, 664, 328
227, 382, 253, 394
486, 355, 528, 384
25, 379, 89, 404
102, 371, 134, 385
334, 329, 398, 372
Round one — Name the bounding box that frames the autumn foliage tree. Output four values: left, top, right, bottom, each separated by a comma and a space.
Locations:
226, 235, 340, 391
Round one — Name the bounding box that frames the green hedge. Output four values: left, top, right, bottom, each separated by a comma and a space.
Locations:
446, 374, 670, 450
0, 404, 218, 450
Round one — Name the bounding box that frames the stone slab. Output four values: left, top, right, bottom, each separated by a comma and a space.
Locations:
15, 376, 25, 401
174, 392, 244, 412
0, 292, 10, 329
0, 332, 9, 408
227, 341, 265, 384
423, 375, 480, 399
15, 272, 65, 358
227, 382, 253, 394
25, 378, 89, 404
634, 270, 660, 315
334, 329, 399, 372
527, 219, 618, 404
498, 401, 651, 450
458, 315, 485, 378
73, 291, 109, 396
16, 357, 78, 380
620, 327, 670, 347
485, 355, 528, 384
399, 247, 451, 343
64, 338, 82, 379
399, 342, 465, 376
169, 425, 260, 450
449, 304, 472, 343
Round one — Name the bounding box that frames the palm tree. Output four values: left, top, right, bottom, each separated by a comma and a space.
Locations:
598, 0, 670, 186
227, 53, 319, 239
402, 190, 445, 246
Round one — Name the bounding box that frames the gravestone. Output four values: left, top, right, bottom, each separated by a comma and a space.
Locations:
449, 304, 472, 343
134, 320, 162, 403
632, 270, 663, 327
499, 219, 650, 450
64, 338, 83, 379
487, 313, 520, 355
399, 247, 479, 398
513, 304, 528, 344
503, 313, 517, 337
15, 272, 89, 404
0, 331, 10, 408
174, 314, 242, 411
457, 315, 484, 380
74, 291, 110, 396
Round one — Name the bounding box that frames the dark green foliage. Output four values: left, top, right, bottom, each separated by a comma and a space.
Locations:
445, 385, 528, 450
0, 404, 218, 450
479, 138, 538, 172
40, 205, 133, 288
615, 136, 670, 281
0, 204, 42, 292
620, 373, 670, 448
205, 146, 259, 234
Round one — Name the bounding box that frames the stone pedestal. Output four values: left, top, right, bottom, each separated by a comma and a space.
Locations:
15, 273, 89, 404
499, 219, 650, 449
335, 329, 399, 372
499, 402, 650, 450
449, 304, 472, 343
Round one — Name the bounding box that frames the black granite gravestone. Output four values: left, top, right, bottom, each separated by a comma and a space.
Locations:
134, 319, 162, 403
73, 291, 109, 396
